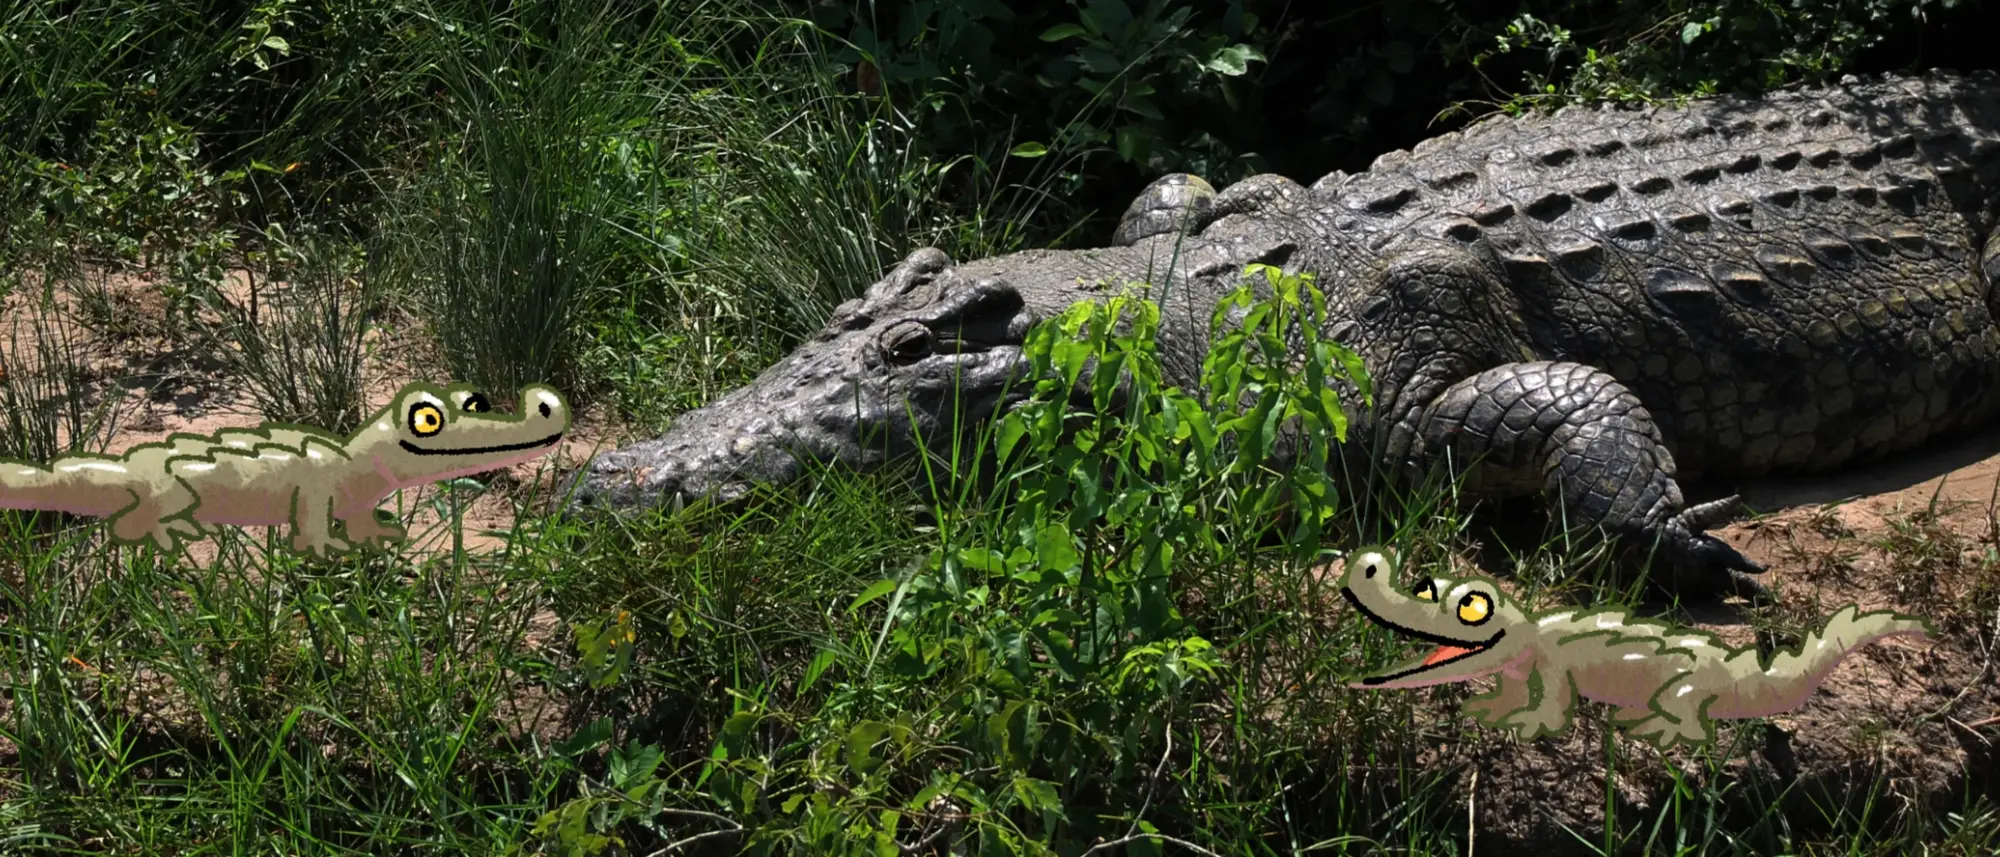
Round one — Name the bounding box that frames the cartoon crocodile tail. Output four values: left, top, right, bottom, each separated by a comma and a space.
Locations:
1707, 605, 1934, 720
0, 462, 137, 518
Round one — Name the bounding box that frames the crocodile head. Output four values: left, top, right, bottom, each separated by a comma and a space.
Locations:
561, 247, 1047, 512
361, 382, 571, 487
1338, 547, 1536, 689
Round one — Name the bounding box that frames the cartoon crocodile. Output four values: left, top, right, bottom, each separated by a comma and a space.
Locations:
1336, 547, 1934, 749
0, 382, 569, 557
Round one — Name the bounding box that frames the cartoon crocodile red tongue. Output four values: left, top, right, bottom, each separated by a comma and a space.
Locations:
1423, 644, 1479, 667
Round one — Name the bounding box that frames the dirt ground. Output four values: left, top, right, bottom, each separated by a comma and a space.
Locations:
7, 269, 1999, 851
0, 267, 630, 566
1374, 426, 2000, 853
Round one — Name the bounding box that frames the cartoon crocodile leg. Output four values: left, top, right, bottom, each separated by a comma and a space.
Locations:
1462, 670, 1534, 726
1498, 667, 1574, 741
1617, 676, 1722, 748
1410, 362, 1766, 596
340, 512, 406, 548
286, 485, 351, 557
107, 486, 204, 550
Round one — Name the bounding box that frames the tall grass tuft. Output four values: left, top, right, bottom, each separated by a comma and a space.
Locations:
0, 271, 126, 464
212, 223, 378, 433
667, 18, 1086, 346
384, 0, 649, 396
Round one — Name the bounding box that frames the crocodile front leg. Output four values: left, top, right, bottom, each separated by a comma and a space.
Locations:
1497, 667, 1574, 741
339, 510, 407, 549
1461, 669, 1535, 727
288, 487, 352, 557
1112, 173, 1307, 246
1411, 361, 1766, 598
1113, 173, 1216, 246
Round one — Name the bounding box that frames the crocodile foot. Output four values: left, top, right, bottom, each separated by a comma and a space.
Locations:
1666, 495, 1770, 603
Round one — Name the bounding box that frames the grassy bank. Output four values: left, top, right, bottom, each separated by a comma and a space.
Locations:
1, 0, 1997, 854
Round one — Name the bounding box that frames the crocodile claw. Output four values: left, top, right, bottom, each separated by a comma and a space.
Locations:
1659, 494, 1771, 602
1676, 495, 1756, 535
1671, 495, 1766, 572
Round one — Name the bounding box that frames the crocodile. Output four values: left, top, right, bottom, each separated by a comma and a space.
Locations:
1335, 546, 1933, 749
562, 71, 2000, 596
0, 383, 570, 557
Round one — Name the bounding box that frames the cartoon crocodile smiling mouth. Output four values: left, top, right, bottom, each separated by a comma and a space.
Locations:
1337, 547, 1935, 749
0, 382, 569, 557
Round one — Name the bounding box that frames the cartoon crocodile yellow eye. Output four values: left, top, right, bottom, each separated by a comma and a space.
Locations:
460, 393, 491, 413
1458, 592, 1492, 626
409, 402, 445, 437
1414, 579, 1438, 602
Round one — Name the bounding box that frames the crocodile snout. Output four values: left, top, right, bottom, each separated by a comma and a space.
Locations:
562, 429, 789, 514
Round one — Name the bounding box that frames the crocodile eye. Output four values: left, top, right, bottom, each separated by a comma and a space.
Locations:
460, 392, 491, 413
409, 403, 445, 437
1458, 592, 1492, 626
881, 322, 934, 363
1413, 579, 1438, 602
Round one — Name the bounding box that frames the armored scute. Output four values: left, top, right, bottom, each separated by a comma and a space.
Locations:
563, 72, 2000, 596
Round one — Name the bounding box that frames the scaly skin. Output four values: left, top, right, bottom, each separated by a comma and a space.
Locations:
0, 383, 569, 557
563, 71, 2000, 597
1337, 547, 1934, 749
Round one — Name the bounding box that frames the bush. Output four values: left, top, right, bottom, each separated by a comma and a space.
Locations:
520, 266, 1464, 854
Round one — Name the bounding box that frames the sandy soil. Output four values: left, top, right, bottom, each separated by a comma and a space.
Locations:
0, 266, 632, 566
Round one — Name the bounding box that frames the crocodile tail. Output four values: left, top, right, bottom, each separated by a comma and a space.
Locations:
0, 461, 137, 518
1706, 605, 1934, 720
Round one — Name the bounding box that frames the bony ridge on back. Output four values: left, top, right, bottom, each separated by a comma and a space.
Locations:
0, 382, 569, 557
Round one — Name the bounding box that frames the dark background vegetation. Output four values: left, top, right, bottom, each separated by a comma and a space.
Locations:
15, 0, 1999, 258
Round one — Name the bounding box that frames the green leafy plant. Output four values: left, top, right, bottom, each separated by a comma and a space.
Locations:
645, 264, 1377, 853
1462, 0, 1965, 114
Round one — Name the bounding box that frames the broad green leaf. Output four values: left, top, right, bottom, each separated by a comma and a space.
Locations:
1009, 141, 1049, 158
554, 717, 613, 758
798, 647, 839, 694
1035, 525, 1080, 571
988, 699, 1027, 762
848, 578, 899, 612
609, 742, 664, 789
1012, 776, 1062, 815
1202, 43, 1266, 76
846, 720, 895, 774
1039, 22, 1087, 41
718, 710, 758, 757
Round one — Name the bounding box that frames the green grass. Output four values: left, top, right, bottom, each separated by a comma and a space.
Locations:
0, 1, 1996, 854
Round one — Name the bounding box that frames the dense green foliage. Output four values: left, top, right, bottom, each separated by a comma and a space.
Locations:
1, 0, 1997, 853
